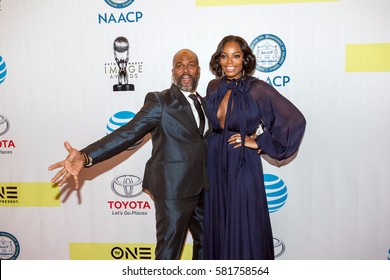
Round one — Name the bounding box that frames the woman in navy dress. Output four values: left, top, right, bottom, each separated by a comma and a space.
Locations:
204, 35, 306, 259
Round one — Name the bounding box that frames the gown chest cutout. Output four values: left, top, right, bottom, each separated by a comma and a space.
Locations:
217, 89, 233, 129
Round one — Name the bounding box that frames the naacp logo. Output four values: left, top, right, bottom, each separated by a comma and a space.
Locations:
0, 232, 20, 260
0, 115, 10, 136
99, 0, 142, 24
250, 34, 286, 73
104, 0, 134, 9
111, 174, 143, 198
264, 173, 288, 213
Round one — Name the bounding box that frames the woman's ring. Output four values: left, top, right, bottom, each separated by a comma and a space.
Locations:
236, 138, 241, 143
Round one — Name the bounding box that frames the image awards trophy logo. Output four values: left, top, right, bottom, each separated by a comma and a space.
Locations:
113, 36, 134, 91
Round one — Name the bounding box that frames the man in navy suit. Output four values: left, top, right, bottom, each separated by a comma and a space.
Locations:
49, 49, 211, 260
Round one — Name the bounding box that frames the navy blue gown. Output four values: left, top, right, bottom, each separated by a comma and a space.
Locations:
204, 76, 306, 260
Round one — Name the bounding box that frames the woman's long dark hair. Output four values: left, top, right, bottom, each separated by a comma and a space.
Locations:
210, 35, 256, 78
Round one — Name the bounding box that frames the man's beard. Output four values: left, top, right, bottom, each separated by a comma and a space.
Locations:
172, 73, 199, 92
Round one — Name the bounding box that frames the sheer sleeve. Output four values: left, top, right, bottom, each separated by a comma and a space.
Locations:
205, 79, 220, 101
252, 79, 306, 161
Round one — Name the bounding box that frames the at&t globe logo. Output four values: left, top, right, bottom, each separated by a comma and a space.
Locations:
106, 111, 135, 134
106, 111, 143, 150
250, 34, 286, 73
264, 173, 288, 213
0, 56, 7, 85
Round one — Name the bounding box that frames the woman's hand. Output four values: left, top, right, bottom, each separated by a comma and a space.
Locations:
228, 133, 260, 150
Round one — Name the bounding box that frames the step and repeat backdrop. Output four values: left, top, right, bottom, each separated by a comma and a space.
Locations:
0, 0, 389, 260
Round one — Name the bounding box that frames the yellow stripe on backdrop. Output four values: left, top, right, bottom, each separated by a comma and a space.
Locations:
69, 243, 193, 260
0, 182, 60, 207
196, 0, 339, 7
346, 43, 390, 72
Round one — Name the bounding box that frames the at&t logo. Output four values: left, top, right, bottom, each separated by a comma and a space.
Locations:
264, 173, 288, 213
0, 56, 7, 85
106, 111, 144, 150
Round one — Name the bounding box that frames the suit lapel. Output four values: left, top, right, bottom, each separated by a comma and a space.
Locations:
170, 84, 212, 138
170, 84, 199, 131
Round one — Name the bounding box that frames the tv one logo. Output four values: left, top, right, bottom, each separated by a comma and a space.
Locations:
111, 246, 152, 260
0, 186, 18, 200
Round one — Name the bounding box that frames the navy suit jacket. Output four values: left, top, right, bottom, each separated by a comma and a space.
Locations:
81, 84, 211, 199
